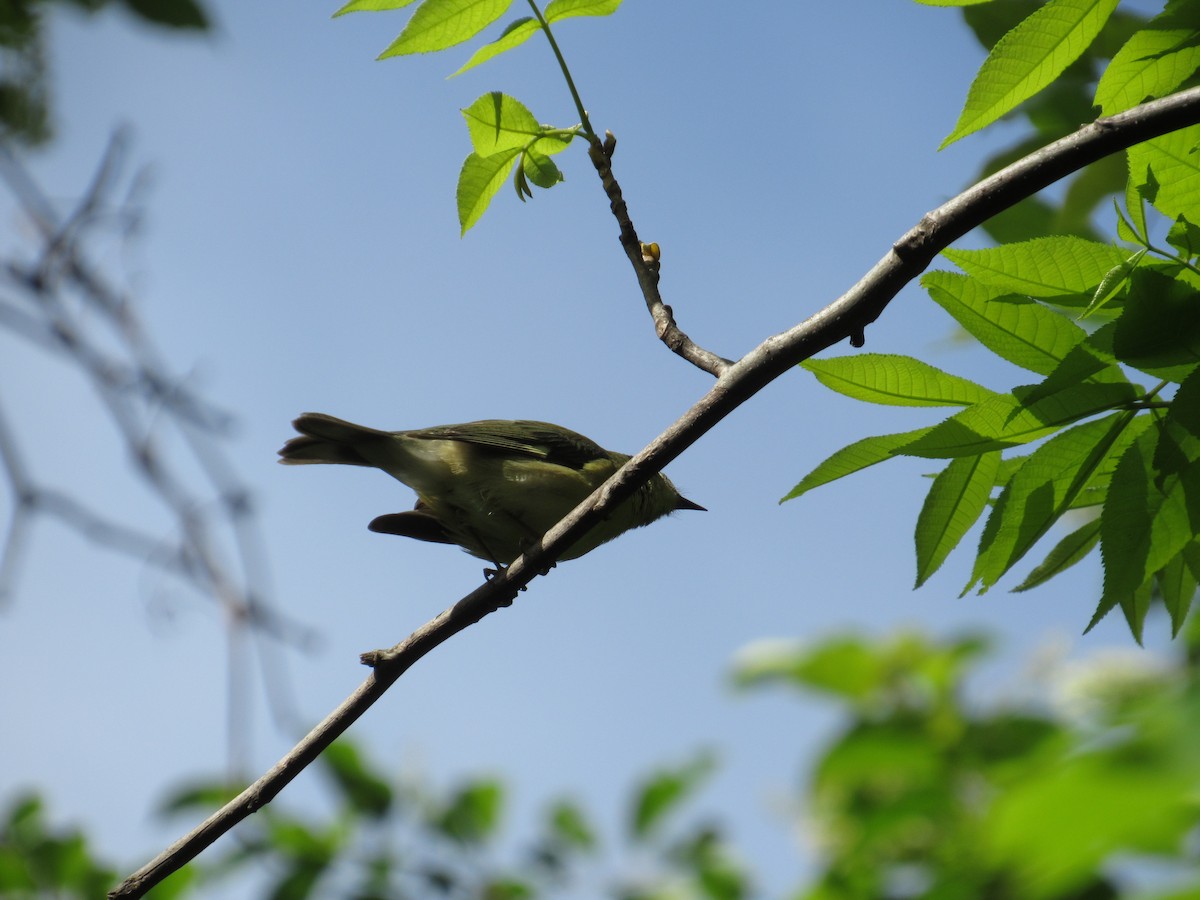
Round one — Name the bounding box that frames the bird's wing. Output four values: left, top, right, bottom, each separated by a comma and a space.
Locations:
409, 420, 609, 469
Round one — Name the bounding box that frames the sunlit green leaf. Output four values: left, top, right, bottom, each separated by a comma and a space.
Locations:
457, 147, 520, 234
899, 382, 1137, 458
1013, 515, 1102, 591
923, 271, 1086, 375
801, 354, 995, 408
781, 428, 934, 501
942, 237, 1128, 298
544, 0, 622, 22
915, 452, 1001, 587
333, 0, 418, 14
451, 16, 539, 75
1094, 7, 1200, 114
462, 92, 542, 154
380, 0, 514, 57
1127, 123, 1200, 223
942, 0, 1120, 146
968, 411, 1144, 592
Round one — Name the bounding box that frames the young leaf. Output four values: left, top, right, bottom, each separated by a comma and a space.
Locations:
781, 427, 934, 501
545, 0, 622, 22
942, 237, 1128, 298
1084, 248, 1146, 317
1013, 516, 1102, 591
899, 382, 1137, 459
969, 411, 1145, 592
1127, 123, 1200, 223
451, 17, 539, 75
915, 451, 1002, 587
521, 148, 563, 189
941, 0, 1120, 147
923, 271, 1086, 375
334, 0, 418, 15
1094, 9, 1200, 115
379, 0, 514, 58
457, 147, 521, 234
462, 92, 542, 154
801, 354, 995, 407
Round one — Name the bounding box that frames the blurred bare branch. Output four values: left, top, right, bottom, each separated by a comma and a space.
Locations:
0, 130, 312, 652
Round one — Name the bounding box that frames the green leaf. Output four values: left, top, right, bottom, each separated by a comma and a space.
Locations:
899, 382, 1137, 459
320, 740, 393, 819
521, 148, 563, 189
457, 147, 520, 234
547, 800, 596, 850
1013, 516, 1102, 591
941, 0, 1120, 147
379, 0, 514, 57
1166, 214, 1200, 257
1095, 422, 1198, 632
968, 411, 1145, 592
1083, 248, 1146, 317
461, 92, 542, 154
923, 271, 1086, 375
942, 237, 1129, 298
434, 779, 503, 843
801, 354, 995, 407
544, 0, 622, 22
1112, 270, 1200, 382
1018, 323, 1129, 403
1121, 577, 1154, 644
630, 753, 715, 841
451, 16, 539, 75
915, 452, 1002, 587
1094, 7, 1200, 114
1127, 123, 1200, 224
732, 637, 883, 700
781, 428, 934, 501
1157, 548, 1198, 636
334, 0, 418, 15
122, 0, 208, 28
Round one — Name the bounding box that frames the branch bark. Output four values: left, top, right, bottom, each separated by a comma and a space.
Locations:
109, 85, 1200, 899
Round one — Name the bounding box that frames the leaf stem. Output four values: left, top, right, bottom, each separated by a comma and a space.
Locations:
526, 0, 596, 141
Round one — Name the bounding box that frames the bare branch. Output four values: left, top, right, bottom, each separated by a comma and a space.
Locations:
109, 85, 1200, 899
586, 136, 733, 376
0, 134, 309, 647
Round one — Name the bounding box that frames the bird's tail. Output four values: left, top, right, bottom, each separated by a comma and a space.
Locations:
278, 413, 388, 466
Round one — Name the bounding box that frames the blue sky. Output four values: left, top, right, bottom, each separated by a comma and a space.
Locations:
0, 1, 1174, 895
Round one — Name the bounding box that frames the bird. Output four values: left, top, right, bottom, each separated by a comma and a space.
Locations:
278, 413, 704, 567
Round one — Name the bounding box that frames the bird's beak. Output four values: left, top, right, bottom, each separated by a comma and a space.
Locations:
675, 496, 706, 512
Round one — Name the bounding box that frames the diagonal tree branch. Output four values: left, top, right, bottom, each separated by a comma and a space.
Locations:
109, 85, 1200, 899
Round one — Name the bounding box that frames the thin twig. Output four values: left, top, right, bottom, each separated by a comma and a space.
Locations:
108, 84, 1200, 900
586, 137, 733, 376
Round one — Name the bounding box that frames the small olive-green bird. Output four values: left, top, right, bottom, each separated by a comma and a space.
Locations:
278, 413, 704, 566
